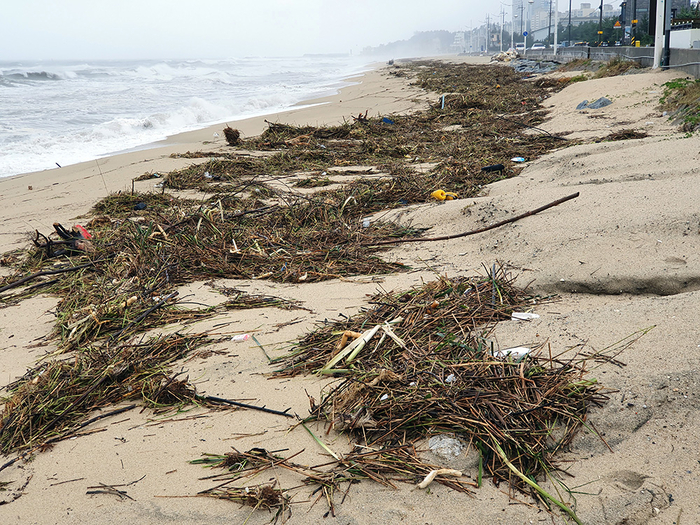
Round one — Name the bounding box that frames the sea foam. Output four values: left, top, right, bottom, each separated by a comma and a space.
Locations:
0, 56, 370, 178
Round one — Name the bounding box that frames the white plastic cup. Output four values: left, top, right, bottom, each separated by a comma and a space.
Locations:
231, 334, 250, 342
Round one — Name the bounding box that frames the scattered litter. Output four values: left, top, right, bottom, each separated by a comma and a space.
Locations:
428, 435, 466, 458
431, 189, 458, 201
382, 117, 395, 125
587, 97, 612, 109
133, 202, 147, 211
511, 59, 560, 74
511, 157, 526, 163
417, 468, 463, 489
231, 334, 250, 343
380, 394, 389, 401
491, 49, 518, 62
494, 346, 531, 359
577, 97, 612, 110
32, 223, 93, 258
362, 218, 370, 228
445, 374, 456, 383
511, 312, 540, 321
73, 225, 92, 239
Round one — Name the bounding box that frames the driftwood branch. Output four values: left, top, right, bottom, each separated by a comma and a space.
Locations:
200, 395, 295, 418
0, 262, 95, 294
368, 192, 580, 246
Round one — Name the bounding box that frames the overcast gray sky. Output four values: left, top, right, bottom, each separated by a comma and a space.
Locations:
2, 0, 498, 60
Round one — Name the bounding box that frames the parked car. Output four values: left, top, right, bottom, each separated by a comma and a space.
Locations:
515, 42, 526, 52
530, 42, 546, 50
573, 41, 588, 47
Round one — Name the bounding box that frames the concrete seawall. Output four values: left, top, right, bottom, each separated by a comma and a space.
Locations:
523, 46, 700, 78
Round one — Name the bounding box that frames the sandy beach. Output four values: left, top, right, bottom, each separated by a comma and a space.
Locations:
1, 55, 699, 525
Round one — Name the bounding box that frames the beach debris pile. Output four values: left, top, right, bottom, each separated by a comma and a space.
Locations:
222, 125, 241, 146
163, 62, 574, 207
276, 273, 609, 492
490, 49, 518, 62
0, 61, 629, 518
192, 270, 610, 522
597, 129, 649, 142
0, 333, 215, 456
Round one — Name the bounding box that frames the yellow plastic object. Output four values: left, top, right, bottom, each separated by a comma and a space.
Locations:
431, 189, 446, 200
432, 189, 459, 201
432, 189, 458, 201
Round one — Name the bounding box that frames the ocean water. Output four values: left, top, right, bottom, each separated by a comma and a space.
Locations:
0, 56, 372, 178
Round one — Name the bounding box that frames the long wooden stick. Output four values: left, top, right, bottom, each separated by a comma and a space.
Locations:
200, 395, 295, 418
368, 192, 580, 246
0, 261, 95, 294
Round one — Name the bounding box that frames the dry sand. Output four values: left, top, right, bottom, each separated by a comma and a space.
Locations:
1, 56, 699, 525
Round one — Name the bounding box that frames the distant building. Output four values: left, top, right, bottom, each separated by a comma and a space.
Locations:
516, 0, 621, 42
450, 32, 466, 53
563, 2, 620, 27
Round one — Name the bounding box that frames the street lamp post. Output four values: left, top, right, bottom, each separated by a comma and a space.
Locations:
501, 8, 505, 52
503, 1, 515, 49
528, 0, 534, 48
568, 0, 572, 45
520, 2, 525, 44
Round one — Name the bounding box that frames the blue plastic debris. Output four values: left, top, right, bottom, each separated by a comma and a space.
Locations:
587, 97, 612, 109
382, 117, 395, 125
577, 97, 612, 110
